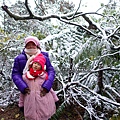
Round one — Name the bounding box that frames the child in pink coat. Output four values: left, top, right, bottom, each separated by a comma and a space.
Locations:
19, 53, 59, 120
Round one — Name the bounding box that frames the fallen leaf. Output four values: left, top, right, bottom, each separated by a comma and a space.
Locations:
1, 118, 5, 120
15, 113, 20, 118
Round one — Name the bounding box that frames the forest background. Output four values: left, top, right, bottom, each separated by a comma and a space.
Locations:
0, 0, 120, 120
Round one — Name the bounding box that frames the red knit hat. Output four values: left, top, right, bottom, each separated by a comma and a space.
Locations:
32, 54, 46, 70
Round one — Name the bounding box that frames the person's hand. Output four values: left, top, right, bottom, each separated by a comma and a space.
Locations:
24, 87, 30, 94
40, 87, 48, 97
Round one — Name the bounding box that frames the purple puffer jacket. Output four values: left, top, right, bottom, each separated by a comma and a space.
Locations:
12, 50, 55, 94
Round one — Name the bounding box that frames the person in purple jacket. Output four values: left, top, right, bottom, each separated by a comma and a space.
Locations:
12, 36, 56, 112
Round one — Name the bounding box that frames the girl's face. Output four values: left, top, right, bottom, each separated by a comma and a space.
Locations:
32, 62, 42, 71
25, 42, 37, 49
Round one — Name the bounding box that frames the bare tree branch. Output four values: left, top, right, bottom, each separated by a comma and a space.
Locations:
25, 0, 33, 16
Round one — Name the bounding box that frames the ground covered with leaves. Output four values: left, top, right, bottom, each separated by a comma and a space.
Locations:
0, 103, 119, 120
0, 102, 84, 120
0, 103, 24, 120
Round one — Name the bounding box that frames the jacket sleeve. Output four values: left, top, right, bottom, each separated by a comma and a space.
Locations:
42, 53, 55, 92
12, 57, 28, 94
